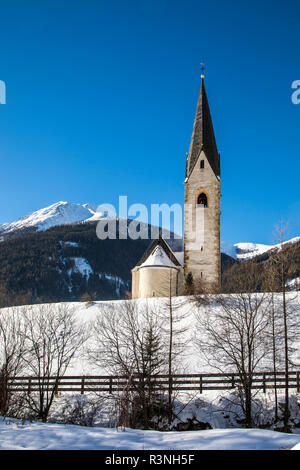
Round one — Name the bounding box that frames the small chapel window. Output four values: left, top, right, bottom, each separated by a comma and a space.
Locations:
197, 193, 208, 208
200, 159, 204, 169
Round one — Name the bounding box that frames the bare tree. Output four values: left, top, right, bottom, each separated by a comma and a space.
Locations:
0, 308, 27, 416
89, 301, 166, 429
194, 290, 272, 427
23, 304, 87, 422
266, 222, 299, 431
157, 269, 191, 424
269, 291, 280, 422
262, 256, 287, 423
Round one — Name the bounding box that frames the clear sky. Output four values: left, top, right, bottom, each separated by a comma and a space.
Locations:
0, 0, 299, 245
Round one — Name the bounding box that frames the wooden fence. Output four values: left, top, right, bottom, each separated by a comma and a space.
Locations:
5, 371, 300, 395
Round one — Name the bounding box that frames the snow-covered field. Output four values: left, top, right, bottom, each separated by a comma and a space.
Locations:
2, 293, 300, 378
1, 294, 299, 449
0, 417, 299, 450
43, 293, 299, 376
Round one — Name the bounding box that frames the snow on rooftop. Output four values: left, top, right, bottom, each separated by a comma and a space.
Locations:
140, 245, 177, 268
174, 251, 184, 266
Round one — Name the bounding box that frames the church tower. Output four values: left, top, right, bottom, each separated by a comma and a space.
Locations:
184, 78, 221, 288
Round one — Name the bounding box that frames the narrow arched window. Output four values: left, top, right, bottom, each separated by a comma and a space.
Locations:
197, 193, 208, 208
200, 159, 204, 169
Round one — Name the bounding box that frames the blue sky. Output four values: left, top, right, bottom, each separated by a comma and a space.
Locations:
0, 0, 299, 245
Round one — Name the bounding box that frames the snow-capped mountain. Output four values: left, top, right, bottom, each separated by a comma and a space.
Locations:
220, 241, 237, 259
216, 238, 300, 261
0, 201, 298, 263
0, 201, 176, 241
232, 237, 300, 261
0, 201, 104, 235
0, 201, 298, 305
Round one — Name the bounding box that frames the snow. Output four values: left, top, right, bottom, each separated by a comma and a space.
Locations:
286, 277, 300, 290
220, 240, 238, 259
234, 242, 274, 260
1, 295, 300, 449
4, 293, 299, 376
68, 257, 93, 279
0, 417, 299, 450
0, 201, 177, 239
221, 237, 300, 261
174, 251, 184, 266
0, 201, 100, 234
234, 237, 300, 261
99, 273, 127, 296
63, 241, 79, 248
140, 246, 177, 268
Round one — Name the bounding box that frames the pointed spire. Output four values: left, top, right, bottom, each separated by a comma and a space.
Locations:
186, 78, 220, 178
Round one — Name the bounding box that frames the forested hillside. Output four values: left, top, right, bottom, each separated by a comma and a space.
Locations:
0, 216, 298, 306
0, 220, 182, 305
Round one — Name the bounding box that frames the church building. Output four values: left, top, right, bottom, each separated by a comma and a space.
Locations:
132, 77, 221, 298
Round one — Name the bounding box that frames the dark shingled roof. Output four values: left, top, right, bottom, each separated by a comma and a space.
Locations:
186, 79, 220, 179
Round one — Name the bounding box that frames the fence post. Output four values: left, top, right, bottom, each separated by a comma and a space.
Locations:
169, 375, 173, 397
263, 373, 266, 394
231, 375, 235, 388
109, 377, 113, 394
28, 378, 32, 394
199, 375, 203, 394
55, 378, 59, 396
81, 377, 85, 395
297, 372, 300, 394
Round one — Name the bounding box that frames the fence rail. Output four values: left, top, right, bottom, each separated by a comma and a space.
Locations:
4, 371, 300, 395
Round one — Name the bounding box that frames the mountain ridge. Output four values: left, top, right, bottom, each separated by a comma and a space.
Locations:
1, 201, 298, 262
0, 210, 298, 306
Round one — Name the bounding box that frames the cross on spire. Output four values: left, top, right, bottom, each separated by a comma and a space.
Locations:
200, 62, 205, 79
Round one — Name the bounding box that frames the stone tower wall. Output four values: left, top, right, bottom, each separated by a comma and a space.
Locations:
184, 149, 220, 287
